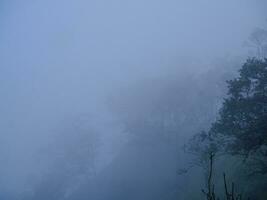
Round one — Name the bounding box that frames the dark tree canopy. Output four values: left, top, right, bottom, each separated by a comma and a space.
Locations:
211, 58, 267, 156
188, 58, 267, 176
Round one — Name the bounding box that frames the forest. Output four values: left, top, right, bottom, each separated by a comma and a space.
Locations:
0, 0, 267, 200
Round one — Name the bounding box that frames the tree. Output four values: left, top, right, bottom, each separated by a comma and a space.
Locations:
209, 58, 267, 174
245, 27, 267, 59
184, 58, 267, 200
186, 131, 250, 200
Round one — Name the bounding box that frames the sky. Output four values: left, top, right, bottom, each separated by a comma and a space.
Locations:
0, 0, 266, 196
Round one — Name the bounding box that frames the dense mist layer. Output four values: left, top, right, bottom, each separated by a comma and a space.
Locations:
0, 0, 267, 199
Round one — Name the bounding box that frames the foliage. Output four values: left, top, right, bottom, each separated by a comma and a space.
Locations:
210, 58, 267, 173
188, 58, 267, 173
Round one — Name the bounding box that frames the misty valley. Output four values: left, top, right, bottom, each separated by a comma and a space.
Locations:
0, 1, 267, 200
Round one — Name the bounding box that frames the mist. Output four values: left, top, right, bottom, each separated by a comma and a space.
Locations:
0, 0, 267, 199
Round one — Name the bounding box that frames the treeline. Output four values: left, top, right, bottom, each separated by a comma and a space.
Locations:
186, 27, 267, 200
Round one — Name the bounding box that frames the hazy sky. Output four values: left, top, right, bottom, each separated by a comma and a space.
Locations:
0, 0, 266, 195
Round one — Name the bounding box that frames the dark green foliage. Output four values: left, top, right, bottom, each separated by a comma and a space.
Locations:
210, 58, 267, 173
188, 58, 267, 177
187, 58, 267, 199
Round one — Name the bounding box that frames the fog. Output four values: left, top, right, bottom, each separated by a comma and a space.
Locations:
0, 0, 267, 199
